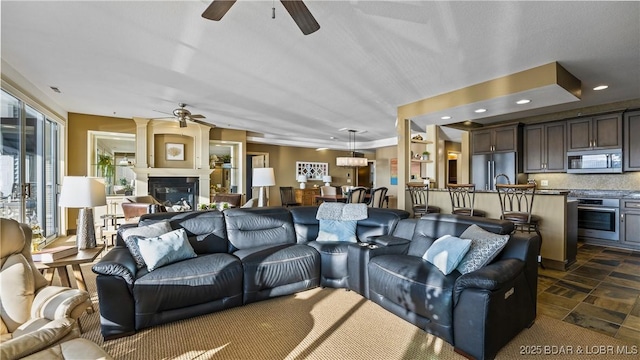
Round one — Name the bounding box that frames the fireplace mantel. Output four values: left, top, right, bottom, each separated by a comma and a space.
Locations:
131, 118, 214, 205
132, 168, 213, 178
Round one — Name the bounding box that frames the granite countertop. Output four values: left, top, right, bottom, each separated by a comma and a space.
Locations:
431, 188, 640, 198
430, 188, 570, 195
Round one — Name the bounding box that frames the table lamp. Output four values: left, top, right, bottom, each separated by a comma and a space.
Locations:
59, 176, 107, 249
253, 168, 275, 207
322, 176, 332, 186
297, 175, 307, 189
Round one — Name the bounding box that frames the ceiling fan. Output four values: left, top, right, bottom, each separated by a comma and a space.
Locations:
154, 103, 206, 128
202, 0, 320, 35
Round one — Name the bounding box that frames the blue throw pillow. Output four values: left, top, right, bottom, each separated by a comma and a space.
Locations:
136, 228, 197, 271
316, 219, 358, 243
423, 235, 472, 275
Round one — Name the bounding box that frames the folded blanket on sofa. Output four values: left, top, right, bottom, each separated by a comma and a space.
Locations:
316, 203, 368, 221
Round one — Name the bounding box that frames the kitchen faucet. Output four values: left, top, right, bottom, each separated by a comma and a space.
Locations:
494, 173, 511, 185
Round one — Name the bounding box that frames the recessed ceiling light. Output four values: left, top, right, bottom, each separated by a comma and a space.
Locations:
441, 116, 452, 120
516, 99, 531, 105
593, 85, 609, 91
474, 108, 487, 113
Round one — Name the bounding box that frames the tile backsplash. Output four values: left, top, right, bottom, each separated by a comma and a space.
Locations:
529, 172, 640, 191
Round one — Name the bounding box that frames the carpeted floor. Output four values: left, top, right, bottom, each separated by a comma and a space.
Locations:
76, 263, 638, 360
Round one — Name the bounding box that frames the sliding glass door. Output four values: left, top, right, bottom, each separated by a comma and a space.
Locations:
1, 89, 60, 241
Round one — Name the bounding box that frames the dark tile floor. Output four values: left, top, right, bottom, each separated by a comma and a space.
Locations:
537, 243, 640, 344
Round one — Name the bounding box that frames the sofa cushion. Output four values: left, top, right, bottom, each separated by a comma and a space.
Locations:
317, 220, 358, 242
233, 243, 320, 303
456, 225, 509, 274
224, 208, 296, 251
122, 221, 172, 268
138, 210, 229, 255
423, 235, 471, 275
133, 253, 243, 328
136, 229, 197, 271
368, 254, 459, 327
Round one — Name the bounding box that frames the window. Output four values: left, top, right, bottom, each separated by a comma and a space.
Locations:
1, 89, 61, 243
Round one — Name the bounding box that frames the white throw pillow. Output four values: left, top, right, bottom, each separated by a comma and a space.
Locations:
137, 228, 197, 271
122, 221, 172, 269
423, 235, 472, 275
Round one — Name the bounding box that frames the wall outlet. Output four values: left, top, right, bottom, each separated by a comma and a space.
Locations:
346, 178, 351, 183
541, 180, 549, 187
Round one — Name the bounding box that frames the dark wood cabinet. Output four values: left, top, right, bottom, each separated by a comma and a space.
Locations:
472, 124, 521, 155
624, 110, 640, 171
524, 121, 566, 173
621, 199, 640, 249
567, 113, 622, 151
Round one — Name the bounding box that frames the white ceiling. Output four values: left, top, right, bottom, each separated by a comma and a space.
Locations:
2, 1, 639, 150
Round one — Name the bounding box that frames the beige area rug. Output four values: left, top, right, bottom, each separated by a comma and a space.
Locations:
76, 264, 637, 360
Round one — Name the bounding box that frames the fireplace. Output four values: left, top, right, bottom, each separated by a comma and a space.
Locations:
148, 177, 199, 209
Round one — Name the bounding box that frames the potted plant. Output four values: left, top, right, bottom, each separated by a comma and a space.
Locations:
97, 154, 114, 184
219, 154, 232, 168
422, 151, 430, 161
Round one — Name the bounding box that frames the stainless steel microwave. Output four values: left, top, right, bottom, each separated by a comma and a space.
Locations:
567, 149, 623, 173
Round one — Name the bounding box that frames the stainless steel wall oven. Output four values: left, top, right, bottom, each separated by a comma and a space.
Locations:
572, 198, 620, 241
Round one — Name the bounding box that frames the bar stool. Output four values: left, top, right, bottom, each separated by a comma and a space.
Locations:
446, 183, 486, 217
407, 183, 440, 218
496, 183, 543, 267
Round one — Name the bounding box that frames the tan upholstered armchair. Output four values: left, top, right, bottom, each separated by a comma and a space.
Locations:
121, 195, 167, 221
0, 219, 92, 360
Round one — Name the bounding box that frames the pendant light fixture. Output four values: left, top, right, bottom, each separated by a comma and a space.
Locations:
336, 130, 368, 167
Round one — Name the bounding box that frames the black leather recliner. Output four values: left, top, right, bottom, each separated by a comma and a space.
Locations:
93, 210, 244, 339
367, 214, 539, 360
223, 207, 320, 304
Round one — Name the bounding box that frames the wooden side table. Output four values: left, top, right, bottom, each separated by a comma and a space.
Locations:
34, 244, 105, 313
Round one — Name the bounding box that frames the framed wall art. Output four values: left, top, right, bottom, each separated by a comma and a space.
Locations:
296, 161, 328, 181
165, 143, 185, 161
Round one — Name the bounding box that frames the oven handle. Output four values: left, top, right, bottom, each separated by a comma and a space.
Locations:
577, 206, 618, 213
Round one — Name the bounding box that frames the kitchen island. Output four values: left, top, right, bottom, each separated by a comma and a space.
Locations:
427, 188, 576, 270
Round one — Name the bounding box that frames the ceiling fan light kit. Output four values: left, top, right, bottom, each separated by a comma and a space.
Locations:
154, 103, 207, 128
202, 0, 320, 35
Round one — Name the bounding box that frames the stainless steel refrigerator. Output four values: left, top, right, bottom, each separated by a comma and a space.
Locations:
472, 152, 517, 190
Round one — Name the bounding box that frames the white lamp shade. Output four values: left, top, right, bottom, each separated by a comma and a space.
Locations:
297, 175, 308, 183
253, 168, 276, 187
336, 157, 368, 167
59, 176, 107, 208
322, 176, 332, 183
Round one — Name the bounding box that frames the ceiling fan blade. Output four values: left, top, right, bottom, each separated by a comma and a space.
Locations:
280, 1, 320, 35
189, 114, 206, 119
202, 0, 236, 21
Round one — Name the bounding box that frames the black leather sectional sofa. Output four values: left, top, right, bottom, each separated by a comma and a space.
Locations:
92, 206, 539, 360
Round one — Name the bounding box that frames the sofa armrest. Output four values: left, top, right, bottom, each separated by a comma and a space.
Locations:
32, 287, 91, 321
91, 246, 137, 284
0, 318, 77, 360
453, 259, 524, 305
371, 235, 411, 247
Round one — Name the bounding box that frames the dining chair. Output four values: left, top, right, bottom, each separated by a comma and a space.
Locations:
446, 184, 486, 217
368, 187, 388, 208
406, 183, 440, 218
279, 186, 301, 207
496, 183, 543, 267
320, 186, 337, 196
346, 186, 367, 203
